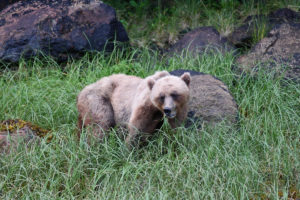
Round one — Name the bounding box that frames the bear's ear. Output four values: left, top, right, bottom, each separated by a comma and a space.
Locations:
180, 72, 191, 87
147, 78, 155, 90
155, 71, 170, 79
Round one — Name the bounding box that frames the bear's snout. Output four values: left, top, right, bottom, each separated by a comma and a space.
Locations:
163, 108, 176, 118
163, 108, 171, 115
162, 96, 177, 118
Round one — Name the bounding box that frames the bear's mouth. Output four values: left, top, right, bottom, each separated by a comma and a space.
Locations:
164, 111, 176, 119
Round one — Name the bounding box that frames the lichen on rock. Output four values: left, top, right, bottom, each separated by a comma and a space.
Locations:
0, 119, 52, 153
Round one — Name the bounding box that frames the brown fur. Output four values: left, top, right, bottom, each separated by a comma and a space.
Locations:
77, 71, 190, 148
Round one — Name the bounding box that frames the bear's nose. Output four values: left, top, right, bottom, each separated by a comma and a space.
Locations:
163, 108, 171, 115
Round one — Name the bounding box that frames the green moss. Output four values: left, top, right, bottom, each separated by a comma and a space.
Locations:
0, 119, 52, 142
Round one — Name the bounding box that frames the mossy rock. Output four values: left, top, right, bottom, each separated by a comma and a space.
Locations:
0, 119, 52, 153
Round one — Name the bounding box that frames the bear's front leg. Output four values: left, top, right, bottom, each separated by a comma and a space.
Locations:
126, 118, 150, 149
125, 106, 158, 149
125, 122, 140, 149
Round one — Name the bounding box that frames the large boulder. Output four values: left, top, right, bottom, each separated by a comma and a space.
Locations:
0, 0, 20, 11
167, 27, 235, 58
228, 8, 300, 48
0, 119, 51, 153
170, 69, 238, 127
236, 23, 300, 83
0, 0, 129, 63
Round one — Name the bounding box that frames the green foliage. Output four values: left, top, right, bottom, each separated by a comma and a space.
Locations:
252, 15, 271, 44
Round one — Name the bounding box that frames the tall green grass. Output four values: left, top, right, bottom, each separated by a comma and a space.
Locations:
0, 49, 299, 199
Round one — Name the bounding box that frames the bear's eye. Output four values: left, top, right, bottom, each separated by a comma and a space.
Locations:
159, 95, 165, 102
171, 93, 179, 100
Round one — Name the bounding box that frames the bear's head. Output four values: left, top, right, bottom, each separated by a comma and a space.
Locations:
148, 72, 191, 118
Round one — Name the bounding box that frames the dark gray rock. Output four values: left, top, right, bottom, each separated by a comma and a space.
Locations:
268, 8, 300, 23
0, 0, 21, 11
228, 14, 267, 48
228, 8, 300, 48
236, 23, 300, 83
167, 27, 235, 58
0, 0, 129, 63
170, 69, 238, 127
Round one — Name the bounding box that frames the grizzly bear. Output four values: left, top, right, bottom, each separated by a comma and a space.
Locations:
77, 71, 191, 148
